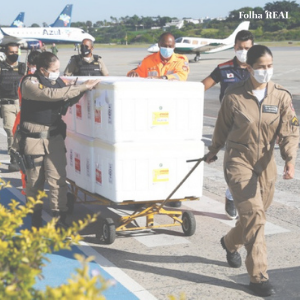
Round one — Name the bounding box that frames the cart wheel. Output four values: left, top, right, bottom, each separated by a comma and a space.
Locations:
67, 192, 76, 215
101, 218, 116, 244
182, 211, 196, 236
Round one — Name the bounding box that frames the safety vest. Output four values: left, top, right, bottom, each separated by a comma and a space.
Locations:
0, 61, 26, 99
72, 54, 103, 76
20, 73, 65, 126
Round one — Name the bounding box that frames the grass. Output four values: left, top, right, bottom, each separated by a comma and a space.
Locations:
52, 40, 300, 50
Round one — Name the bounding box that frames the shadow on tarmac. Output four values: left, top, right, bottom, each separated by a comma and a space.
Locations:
232, 267, 300, 299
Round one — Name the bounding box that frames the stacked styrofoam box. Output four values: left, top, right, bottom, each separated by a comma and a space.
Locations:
65, 130, 95, 193
62, 105, 76, 132
93, 140, 204, 203
62, 76, 204, 203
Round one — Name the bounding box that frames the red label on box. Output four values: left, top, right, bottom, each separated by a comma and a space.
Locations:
95, 108, 101, 123
75, 153, 81, 173
96, 168, 102, 185
76, 103, 82, 119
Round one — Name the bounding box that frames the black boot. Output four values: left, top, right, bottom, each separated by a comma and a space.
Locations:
31, 209, 43, 229
221, 237, 242, 268
249, 280, 275, 297
53, 211, 69, 230
8, 155, 20, 172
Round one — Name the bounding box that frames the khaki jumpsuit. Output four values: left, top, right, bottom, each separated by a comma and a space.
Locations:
20, 76, 88, 213
64, 55, 109, 76
209, 79, 299, 283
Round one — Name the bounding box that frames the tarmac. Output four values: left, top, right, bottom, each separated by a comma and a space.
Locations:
1, 45, 300, 300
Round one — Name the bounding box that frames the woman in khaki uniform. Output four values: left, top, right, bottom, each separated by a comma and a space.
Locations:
19, 52, 100, 229
205, 45, 299, 297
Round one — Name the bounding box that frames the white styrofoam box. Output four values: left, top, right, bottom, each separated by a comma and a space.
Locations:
73, 90, 95, 137
62, 76, 204, 143
66, 130, 95, 193
62, 105, 76, 132
93, 139, 204, 203
65, 132, 76, 182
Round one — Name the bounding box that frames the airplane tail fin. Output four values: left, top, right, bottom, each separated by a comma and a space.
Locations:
50, 4, 73, 27
223, 21, 250, 44
10, 12, 25, 28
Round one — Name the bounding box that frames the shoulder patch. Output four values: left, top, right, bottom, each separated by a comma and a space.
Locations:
291, 116, 299, 126
38, 83, 44, 90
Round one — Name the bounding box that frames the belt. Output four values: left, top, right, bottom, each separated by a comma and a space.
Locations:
20, 127, 61, 139
1, 99, 18, 105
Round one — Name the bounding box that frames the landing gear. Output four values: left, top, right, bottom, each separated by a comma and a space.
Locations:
194, 53, 200, 62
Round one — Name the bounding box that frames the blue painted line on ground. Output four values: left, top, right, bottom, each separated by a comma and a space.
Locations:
0, 187, 139, 300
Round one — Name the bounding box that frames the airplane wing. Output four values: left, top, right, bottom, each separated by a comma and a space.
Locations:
0, 28, 41, 49
189, 43, 225, 53
0, 28, 22, 45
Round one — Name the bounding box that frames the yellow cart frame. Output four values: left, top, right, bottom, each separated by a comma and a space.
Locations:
67, 156, 208, 244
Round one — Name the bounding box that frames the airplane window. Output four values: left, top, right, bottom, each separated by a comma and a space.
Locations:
183, 39, 191, 44
175, 38, 182, 43
81, 30, 86, 33
192, 40, 198, 45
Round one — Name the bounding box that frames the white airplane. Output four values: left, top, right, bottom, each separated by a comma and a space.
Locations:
0, 26, 94, 50
147, 21, 250, 62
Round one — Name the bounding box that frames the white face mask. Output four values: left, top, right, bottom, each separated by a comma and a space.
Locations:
235, 50, 248, 63
252, 68, 273, 83
29, 67, 36, 74
46, 71, 60, 81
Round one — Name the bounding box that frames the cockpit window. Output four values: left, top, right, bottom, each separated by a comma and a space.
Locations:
183, 39, 191, 44
175, 38, 183, 43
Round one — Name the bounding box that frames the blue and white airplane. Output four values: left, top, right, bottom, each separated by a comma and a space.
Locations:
0, 26, 94, 50
50, 4, 73, 27
10, 12, 25, 28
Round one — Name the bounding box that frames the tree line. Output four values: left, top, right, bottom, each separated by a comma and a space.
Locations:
73, 1, 300, 43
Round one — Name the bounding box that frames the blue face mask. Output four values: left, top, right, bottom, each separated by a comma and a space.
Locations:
160, 47, 174, 58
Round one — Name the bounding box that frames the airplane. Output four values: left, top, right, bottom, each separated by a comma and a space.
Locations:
147, 21, 250, 62
0, 26, 95, 50
10, 12, 25, 28
50, 4, 73, 27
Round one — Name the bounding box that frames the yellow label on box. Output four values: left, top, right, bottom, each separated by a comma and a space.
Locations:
152, 112, 169, 125
153, 168, 169, 182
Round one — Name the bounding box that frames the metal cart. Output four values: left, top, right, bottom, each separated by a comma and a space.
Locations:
67, 156, 208, 244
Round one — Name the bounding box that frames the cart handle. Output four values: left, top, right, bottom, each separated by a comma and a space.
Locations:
161, 155, 217, 207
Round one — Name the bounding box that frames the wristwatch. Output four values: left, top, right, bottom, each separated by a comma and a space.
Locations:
161, 75, 168, 80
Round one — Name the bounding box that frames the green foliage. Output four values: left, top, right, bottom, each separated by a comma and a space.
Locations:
0, 179, 108, 300
75, 2, 300, 44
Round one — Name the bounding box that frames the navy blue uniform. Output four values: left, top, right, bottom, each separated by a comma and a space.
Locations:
210, 57, 250, 102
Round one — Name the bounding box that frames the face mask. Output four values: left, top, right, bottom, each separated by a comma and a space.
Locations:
81, 45, 91, 56
7, 54, 18, 63
29, 67, 36, 74
252, 68, 273, 83
160, 47, 174, 59
46, 70, 60, 81
235, 50, 247, 63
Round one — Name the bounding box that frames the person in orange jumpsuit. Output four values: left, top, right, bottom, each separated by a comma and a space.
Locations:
127, 33, 189, 208
127, 32, 189, 81
12, 50, 41, 195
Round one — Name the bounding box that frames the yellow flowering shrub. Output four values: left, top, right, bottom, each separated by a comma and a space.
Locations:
0, 179, 108, 300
